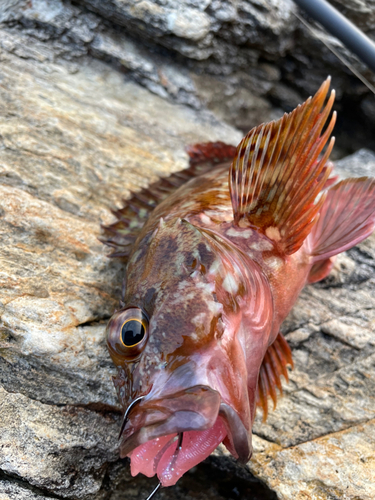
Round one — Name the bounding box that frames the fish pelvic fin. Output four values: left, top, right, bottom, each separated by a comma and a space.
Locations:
100, 142, 236, 259
229, 78, 336, 255
257, 333, 293, 422
307, 177, 375, 282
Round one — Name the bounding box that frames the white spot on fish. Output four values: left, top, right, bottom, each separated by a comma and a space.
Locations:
265, 226, 281, 242
227, 227, 253, 238
177, 280, 190, 290
250, 239, 274, 251
222, 273, 239, 294
209, 259, 221, 275
266, 256, 283, 270
197, 281, 215, 294
191, 312, 206, 326
200, 213, 212, 225
207, 300, 223, 316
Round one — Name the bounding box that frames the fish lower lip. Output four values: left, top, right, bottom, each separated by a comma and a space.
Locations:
119, 387, 252, 465
119, 385, 221, 457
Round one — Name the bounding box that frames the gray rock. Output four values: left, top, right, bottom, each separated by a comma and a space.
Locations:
0, 387, 119, 498
2, 0, 374, 155
334, 148, 375, 178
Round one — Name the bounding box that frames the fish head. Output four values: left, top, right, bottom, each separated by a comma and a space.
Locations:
106, 217, 258, 485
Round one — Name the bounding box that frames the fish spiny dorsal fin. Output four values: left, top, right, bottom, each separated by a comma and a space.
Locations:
229, 78, 336, 255
101, 142, 236, 259
256, 333, 294, 422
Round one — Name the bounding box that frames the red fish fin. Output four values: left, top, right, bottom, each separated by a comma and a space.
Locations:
307, 258, 335, 284
101, 142, 236, 259
229, 78, 336, 255
308, 177, 375, 266
257, 333, 293, 422
186, 141, 237, 166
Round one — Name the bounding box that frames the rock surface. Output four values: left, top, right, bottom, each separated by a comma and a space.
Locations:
0, 2, 375, 500
1, 0, 375, 154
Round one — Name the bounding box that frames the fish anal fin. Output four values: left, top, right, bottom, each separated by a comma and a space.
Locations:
309, 177, 375, 262
256, 333, 293, 422
229, 78, 336, 255
101, 141, 236, 259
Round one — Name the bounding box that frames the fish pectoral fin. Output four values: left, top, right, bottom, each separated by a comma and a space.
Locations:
101, 142, 236, 259
308, 177, 375, 264
229, 78, 336, 255
256, 333, 293, 422
307, 257, 335, 284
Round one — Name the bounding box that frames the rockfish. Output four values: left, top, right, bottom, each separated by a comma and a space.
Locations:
102, 79, 375, 492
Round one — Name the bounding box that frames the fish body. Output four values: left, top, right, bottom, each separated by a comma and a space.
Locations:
104, 79, 375, 488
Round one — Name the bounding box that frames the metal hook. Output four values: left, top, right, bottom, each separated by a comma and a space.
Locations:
118, 395, 144, 439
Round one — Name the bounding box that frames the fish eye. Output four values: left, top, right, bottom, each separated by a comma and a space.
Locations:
106, 307, 149, 363
121, 318, 146, 347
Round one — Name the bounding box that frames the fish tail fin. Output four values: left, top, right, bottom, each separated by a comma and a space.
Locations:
257, 333, 293, 422
229, 78, 336, 255
307, 177, 375, 283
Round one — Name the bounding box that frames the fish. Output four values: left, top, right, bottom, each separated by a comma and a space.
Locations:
102, 78, 375, 492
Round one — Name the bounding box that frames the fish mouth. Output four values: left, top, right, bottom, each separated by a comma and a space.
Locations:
120, 385, 251, 487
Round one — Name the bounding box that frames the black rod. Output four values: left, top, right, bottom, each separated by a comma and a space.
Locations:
293, 0, 375, 73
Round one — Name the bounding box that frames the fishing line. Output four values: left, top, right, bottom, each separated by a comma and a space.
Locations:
145, 482, 161, 500
292, 10, 375, 95
263, 0, 375, 95
293, 0, 375, 72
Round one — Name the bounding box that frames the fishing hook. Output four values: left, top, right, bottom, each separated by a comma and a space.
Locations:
118, 395, 144, 439
144, 432, 184, 500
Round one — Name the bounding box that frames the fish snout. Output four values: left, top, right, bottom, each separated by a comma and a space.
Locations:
119, 385, 221, 456
119, 384, 252, 466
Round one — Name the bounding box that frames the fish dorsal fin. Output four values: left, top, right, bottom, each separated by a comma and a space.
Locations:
257, 333, 293, 421
101, 142, 236, 259
229, 78, 336, 255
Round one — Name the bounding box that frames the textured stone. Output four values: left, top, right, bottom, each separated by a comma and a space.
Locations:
250, 419, 375, 500
2, 0, 374, 154
0, 387, 119, 498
